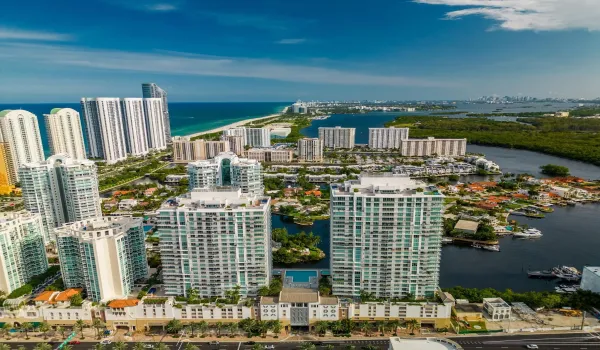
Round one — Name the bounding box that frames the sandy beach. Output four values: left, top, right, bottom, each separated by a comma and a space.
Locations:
185, 106, 289, 138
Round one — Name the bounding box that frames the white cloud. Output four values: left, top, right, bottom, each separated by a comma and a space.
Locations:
276, 38, 307, 44
0, 28, 72, 41
147, 3, 178, 11
0, 43, 456, 88
414, 0, 600, 31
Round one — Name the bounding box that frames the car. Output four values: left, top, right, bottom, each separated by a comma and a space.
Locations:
68, 341, 81, 345
245, 342, 256, 345
264, 346, 275, 350
313, 342, 324, 346
144, 345, 154, 349
526, 345, 538, 349
101, 340, 112, 345
210, 341, 220, 346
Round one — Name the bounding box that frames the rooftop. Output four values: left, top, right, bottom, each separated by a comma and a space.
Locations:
108, 299, 140, 309
279, 288, 319, 303
161, 188, 270, 211
454, 303, 483, 314
584, 266, 600, 276
454, 220, 479, 232
389, 337, 462, 350
332, 173, 442, 197
483, 298, 510, 308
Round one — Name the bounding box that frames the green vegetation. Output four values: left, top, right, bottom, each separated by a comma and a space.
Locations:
272, 228, 325, 264
385, 116, 600, 166
99, 159, 168, 191
143, 298, 169, 304
190, 131, 221, 141
69, 293, 84, 307
540, 164, 570, 177
445, 286, 600, 311
272, 116, 312, 144
7, 266, 60, 298
148, 164, 186, 182
318, 275, 332, 296
444, 218, 497, 242
569, 107, 600, 117
258, 277, 283, 297
465, 111, 553, 117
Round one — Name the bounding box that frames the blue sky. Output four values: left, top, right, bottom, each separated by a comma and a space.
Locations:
1, 0, 599, 102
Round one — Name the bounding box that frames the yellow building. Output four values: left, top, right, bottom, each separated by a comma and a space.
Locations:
0, 143, 15, 195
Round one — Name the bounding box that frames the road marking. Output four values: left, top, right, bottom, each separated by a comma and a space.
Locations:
237, 343, 241, 350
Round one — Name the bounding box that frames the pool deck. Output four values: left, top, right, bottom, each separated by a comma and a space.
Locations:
276, 269, 321, 290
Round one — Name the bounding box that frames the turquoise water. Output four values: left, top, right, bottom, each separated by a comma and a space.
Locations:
0, 102, 289, 155
285, 270, 317, 283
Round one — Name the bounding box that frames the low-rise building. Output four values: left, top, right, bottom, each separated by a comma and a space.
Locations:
119, 198, 139, 210
348, 301, 453, 328
454, 220, 479, 235
483, 298, 511, 321
246, 148, 294, 163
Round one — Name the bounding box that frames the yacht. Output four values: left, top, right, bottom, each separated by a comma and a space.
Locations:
513, 228, 543, 239
472, 243, 501, 252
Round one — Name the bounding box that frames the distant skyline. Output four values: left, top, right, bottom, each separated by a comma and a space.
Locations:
1, 0, 599, 103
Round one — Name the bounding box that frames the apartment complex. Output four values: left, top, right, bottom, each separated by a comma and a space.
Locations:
0, 211, 49, 294
400, 137, 467, 157
121, 98, 150, 156
188, 152, 263, 196
223, 127, 271, 147
297, 138, 323, 162
224, 135, 245, 156
19, 154, 101, 242
157, 188, 272, 298
44, 108, 87, 160
81, 97, 167, 164
246, 148, 293, 163
368, 127, 409, 149
142, 83, 171, 143
330, 174, 444, 298
81, 98, 128, 164
318, 127, 356, 149
0, 109, 45, 182
56, 216, 148, 302
172, 136, 230, 163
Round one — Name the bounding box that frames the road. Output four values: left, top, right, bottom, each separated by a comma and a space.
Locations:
7, 333, 600, 350
449, 332, 600, 350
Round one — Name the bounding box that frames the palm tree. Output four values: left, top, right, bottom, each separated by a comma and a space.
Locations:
0, 344, 11, 350
325, 345, 335, 350
33, 344, 52, 350
314, 320, 328, 336
75, 319, 86, 339
375, 321, 385, 336
300, 343, 316, 350
188, 322, 199, 338
198, 321, 208, 337
133, 343, 144, 350
256, 321, 268, 338
17, 345, 27, 350
38, 322, 50, 339
56, 326, 66, 339
359, 322, 372, 337
330, 320, 343, 335
62, 345, 73, 350
345, 346, 356, 350
166, 319, 183, 335
113, 342, 128, 350
92, 318, 105, 339
251, 344, 263, 350
227, 322, 238, 337
387, 320, 400, 336
183, 344, 199, 350
270, 320, 281, 338
214, 322, 223, 337
1, 323, 11, 339
95, 344, 106, 350
405, 319, 420, 335
21, 322, 33, 340
155, 344, 170, 350
361, 346, 378, 350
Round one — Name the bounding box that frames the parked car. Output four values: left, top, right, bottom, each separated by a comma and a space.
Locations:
526, 345, 538, 349
68, 341, 81, 345
264, 346, 275, 350
101, 340, 112, 345
245, 342, 256, 345
210, 341, 220, 346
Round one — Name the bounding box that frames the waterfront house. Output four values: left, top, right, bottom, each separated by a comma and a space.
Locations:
483, 298, 511, 321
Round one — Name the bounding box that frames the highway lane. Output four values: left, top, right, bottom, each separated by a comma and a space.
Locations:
450, 331, 600, 349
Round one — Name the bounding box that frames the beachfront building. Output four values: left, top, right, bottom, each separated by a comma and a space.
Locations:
121, 98, 150, 156
246, 128, 271, 147
143, 98, 167, 151
330, 174, 444, 298
19, 154, 101, 242
0, 143, 15, 195
318, 126, 356, 149
348, 300, 453, 328
187, 152, 263, 196
260, 289, 339, 328
44, 108, 87, 160
292, 101, 308, 114
142, 83, 171, 142
483, 298, 511, 321
157, 188, 272, 297
246, 148, 293, 163
222, 128, 246, 146
81, 98, 128, 164
0, 211, 49, 294
224, 135, 245, 156
400, 137, 467, 157
56, 216, 148, 302
0, 109, 45, 182
368, 127, 409, 149
297, 138, 323, 162
172, 136, 230, 163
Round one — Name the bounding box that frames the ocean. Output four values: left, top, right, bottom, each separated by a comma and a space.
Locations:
0, 102, 290, 155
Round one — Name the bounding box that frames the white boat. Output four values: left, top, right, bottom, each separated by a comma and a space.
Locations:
442, 237, 454, 244
513, 228, 543, 239
472, 243, 501, 252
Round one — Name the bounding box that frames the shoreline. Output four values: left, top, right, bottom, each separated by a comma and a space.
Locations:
184, 106, 289, 138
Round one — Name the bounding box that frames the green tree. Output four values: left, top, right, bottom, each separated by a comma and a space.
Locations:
214, 321, 224, 337
405, 319, 420, 335
251, 344, 263, 350
198, 321, 209, 337
270, 320, 281, 338
34, 344, 52, 350
69, 293, 84, 307
345, 346, 356, 350
300, 344, 316, 350
227, 322, 238, 337
155, 344, 170, 350
113, 342, 128, 350
132, 343, 144, 350
62, 345, 73, 350
92, 318, 106, 339
183, 344, 199, 350
362, 346, 378, 350
166, 319, 183, 334
21, 322, 33, 339
1, 323, 11, 339
17, 345, 26, 350
314, 320, 329, 336
75, 319, 86, 339
540, 164, 570, 177
38, 322, 50, 339
325, 345, 335, 350
359, 322, 372, 336
0, 344, 10, 350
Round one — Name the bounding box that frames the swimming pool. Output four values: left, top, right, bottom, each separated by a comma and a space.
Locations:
285, 270, 317, 283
